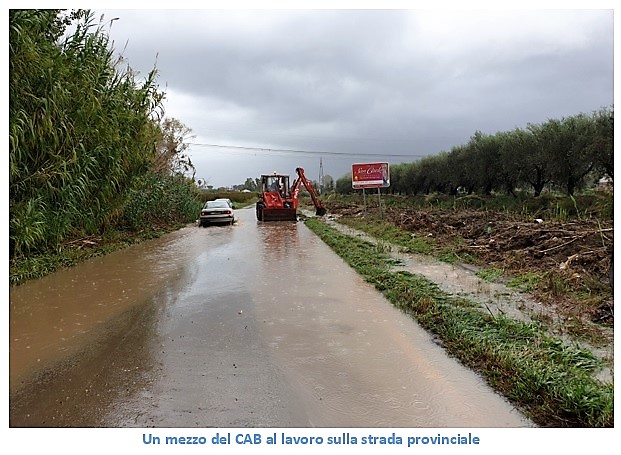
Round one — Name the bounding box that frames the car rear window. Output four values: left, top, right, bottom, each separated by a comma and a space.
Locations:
206, 201, 229, 208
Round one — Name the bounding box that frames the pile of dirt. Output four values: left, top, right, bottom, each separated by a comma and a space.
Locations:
325, 202, 614, 325
392, 208, 612, 277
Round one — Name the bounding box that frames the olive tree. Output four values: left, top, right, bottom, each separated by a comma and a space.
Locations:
546, 115, 595, 195
590, 106, 613, 179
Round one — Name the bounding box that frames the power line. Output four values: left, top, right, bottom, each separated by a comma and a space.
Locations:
187, 142, 425, 159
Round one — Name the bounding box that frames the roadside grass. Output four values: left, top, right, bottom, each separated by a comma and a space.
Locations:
338, 215, 485, 265
338, 217, 435, 255
507, 272, 541, 292
476, 267, 505, 282
305, 217, 613, 428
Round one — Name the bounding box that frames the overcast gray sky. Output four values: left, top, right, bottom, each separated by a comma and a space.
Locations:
96, 6, 614, 189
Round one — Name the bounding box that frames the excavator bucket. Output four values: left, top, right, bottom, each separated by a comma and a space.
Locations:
315, 207, 327, 216
260, 207, 298, 221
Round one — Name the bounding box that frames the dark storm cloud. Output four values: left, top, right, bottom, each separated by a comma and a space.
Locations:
99, 8, 613, 187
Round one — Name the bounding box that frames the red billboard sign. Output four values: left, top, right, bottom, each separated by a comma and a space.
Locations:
352, 162, 390, 189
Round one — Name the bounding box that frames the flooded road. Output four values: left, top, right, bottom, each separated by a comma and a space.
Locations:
10, 207, 532, 428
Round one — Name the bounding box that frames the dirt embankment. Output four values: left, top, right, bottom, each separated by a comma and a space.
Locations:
324, 201, 614, 326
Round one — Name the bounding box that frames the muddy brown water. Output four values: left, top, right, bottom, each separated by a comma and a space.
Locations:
9, 207, 532, 428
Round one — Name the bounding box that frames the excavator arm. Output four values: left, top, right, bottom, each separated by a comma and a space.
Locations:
291, 167, 327, 216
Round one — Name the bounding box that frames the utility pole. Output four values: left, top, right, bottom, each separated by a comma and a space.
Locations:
319, 157, 325, 192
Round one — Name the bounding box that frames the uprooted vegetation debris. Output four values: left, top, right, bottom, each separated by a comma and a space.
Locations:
322, 197, 613, 337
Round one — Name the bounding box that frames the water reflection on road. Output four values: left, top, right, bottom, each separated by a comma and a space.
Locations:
9, 207, 532, 427
252, 217, 530, 427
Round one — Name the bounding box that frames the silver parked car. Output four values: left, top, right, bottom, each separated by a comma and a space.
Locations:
199, 200, 235, 226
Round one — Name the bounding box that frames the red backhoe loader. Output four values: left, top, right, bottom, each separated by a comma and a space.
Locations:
256, 167, 327, 221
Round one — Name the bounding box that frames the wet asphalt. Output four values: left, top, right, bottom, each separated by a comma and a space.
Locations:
9, 207, 531, 428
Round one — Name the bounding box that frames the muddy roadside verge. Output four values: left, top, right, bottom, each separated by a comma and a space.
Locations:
322, 200, 613, 332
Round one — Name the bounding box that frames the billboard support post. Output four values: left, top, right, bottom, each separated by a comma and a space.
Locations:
362, 188, 367, 217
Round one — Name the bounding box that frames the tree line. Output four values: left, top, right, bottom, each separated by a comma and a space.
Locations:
336, 108, 613, 197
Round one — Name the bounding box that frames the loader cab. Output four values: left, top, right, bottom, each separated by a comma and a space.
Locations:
261, 174, 290, 198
